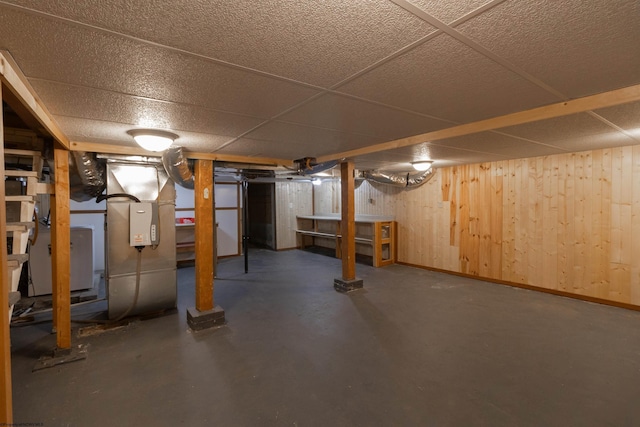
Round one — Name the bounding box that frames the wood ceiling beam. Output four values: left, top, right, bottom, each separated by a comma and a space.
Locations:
70, 141, 294, 167
0, 51, 69, 149
317, 83, 640, 163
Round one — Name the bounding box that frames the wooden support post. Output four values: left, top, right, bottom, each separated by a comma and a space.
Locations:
341, 161, 356, 280
0, 83, 14, 424
50, 147, 71, 349
334, 161, 363, 292
187, 160, 225, 330
195, 160, 214, 311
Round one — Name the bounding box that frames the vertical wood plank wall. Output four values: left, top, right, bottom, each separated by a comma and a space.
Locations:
393, 146, 640, 306
274, 181, 313, 250
314, 180, 398, 216
308, 146, 640, 306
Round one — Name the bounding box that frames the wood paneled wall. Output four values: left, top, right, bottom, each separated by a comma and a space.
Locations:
314, 180, 398, 216
395, 146, 640, 306
310, 146, 640, 306
275, 181, 313, 250
314, 180, 340, 214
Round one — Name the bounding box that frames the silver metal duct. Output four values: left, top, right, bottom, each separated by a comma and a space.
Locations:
69, 151, 106, 202
406, 168, 435, 187
162, 146, 194, 189
297, 159, 339, 175
363, 168, 435, 188
362, 170, 407, 187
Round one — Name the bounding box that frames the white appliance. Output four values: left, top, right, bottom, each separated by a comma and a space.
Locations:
29, 227, 95, 296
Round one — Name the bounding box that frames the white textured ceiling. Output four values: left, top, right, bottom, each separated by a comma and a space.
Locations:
1, 0, 639, 171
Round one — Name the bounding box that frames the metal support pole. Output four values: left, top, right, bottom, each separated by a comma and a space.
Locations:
242, 180, 249, 273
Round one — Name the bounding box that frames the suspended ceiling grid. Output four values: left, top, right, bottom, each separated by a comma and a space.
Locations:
0, 0, 639, 170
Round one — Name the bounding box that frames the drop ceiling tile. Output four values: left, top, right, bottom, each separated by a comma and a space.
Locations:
55, 116, 231, 152
2, 0, 436, 87
354, 159, 411, 172
30, 80, 264, 139
354, 153, 420, 172
429, 131, 567, 159
232, 121, 383, 159
338, 34, 559, 123
457, 0, 640, 98
373, 142, 443, 161
361, 142, 509, 166
540, 132, 637, 153
0, 7, 320, 118
497, 113, 618, 143
280, 93, 454, 140
216, 137, 313, 161
497, 112, 640, 152
594, 101, 640, 137
409, 0, 497, 24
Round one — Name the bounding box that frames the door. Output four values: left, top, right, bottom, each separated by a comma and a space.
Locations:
247, 183, 275, 250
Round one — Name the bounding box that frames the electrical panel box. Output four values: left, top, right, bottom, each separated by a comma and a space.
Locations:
129, 202, 158, 247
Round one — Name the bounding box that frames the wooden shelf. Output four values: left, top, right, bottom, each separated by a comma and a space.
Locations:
296, 215, 396, 267
176, 223, 195, 263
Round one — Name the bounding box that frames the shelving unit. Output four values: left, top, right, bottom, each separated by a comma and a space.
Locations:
296, 214, 396, 267
4, 148, 48, 318
175, 223, 195, 264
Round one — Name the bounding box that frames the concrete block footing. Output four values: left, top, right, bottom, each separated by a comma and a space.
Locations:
334, 277, 364, 293
187, 306, 226, 331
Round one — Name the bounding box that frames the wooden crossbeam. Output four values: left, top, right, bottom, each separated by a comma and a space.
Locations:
317, 83, 640, 163
70, 141, 294, 168
0, 51, 69, 148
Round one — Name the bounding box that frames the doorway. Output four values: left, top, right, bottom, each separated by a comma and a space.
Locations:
247, 183, 276, 250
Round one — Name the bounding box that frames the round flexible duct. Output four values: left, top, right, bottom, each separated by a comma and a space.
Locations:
162, 146, 194, 189
66, 151, 106, 202
363, 168, 435, 188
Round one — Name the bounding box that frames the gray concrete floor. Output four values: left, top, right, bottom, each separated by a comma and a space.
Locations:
9, 249, 640, 426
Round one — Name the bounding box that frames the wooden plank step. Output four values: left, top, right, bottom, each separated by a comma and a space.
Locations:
6, 222, 34, 232
4, 148, 42, 157
5, 195, 35, 202
4, 170, 39, 178
7, 253, 29, 268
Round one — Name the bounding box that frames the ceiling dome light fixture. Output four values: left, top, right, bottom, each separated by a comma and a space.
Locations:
411, 160, 433, 171
127, 129, 178, 152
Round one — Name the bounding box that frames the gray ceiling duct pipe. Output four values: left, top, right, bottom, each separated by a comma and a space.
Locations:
406, 168, 435, 187
297, 159, 339, 175
363, 168, 435, 189
162, 146, 194, 189
54, 151, 106, 202
363, 170, 407, 187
